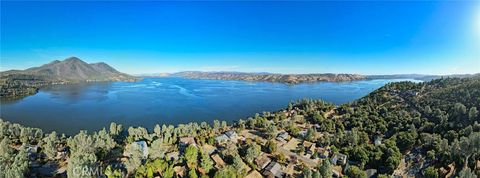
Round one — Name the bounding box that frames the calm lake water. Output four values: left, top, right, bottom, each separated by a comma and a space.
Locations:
0, 77, 420, 135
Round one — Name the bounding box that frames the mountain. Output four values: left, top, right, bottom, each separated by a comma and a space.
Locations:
366, 73, 480, 81
11, 57, 136, 82
172, 71, 366, 84
0, 57, 138, 99
171, 71, 479, 84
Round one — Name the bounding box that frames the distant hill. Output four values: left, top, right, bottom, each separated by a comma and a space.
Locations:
172, 71, 366, 84
170, 71, 479, 84
0, 57, 138, 99
366, 73, 480, 81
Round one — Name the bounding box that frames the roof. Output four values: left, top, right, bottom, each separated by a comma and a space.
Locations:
211, 154, 226, 168
245, 170, 263, 178
215, 134, 229, 142
179, 137, 196, 145
225, 130, 237, 138
335, 153, 347, 159
173, 166, 185, 177
263, 162, 283, 178
278, 131, 289, 137
255, 153, 272, 170
366, 169, 377, 178
303, 141, 313, 148
166, 151, 180, 161
202, 144, 217, 154
132, 141, 149, 158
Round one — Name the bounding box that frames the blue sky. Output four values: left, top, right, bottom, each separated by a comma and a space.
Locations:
1, 1, 479, 75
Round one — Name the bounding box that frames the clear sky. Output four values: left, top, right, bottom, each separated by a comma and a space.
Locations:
1, 1, 479, 75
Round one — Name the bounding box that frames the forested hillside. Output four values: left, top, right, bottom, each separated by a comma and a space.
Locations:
0, 77, 478, 178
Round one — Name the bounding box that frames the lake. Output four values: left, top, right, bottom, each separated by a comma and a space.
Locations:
0, 77, 421, 135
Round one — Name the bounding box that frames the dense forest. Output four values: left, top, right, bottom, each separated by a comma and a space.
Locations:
0, 77, 478, 178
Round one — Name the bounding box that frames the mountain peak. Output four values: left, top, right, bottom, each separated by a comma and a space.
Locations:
64, 56, 82, 62
17, 57, 137, 82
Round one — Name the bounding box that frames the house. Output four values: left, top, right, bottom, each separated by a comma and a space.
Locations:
317, 147, 330, 159
173, 166, 186, 177
374, 136, 383, 146
225, 130, 238, 140
365, 169, 377, 178
331, 153, 347, 165
299, 129, 308, 137
24, 144, 39, 159
211, 154, 226, 169
262, 162, 284, 178
132, 141, 149, 158
254, 153, 272, 170
56, 145, 68, 160
166, 151, 180, 161
55, 150, 68, 160
303, 141, 316, 155
202, 144, 217, 155
179, 137, 196, 147
215, 134, 229, 144
276, 131, 290, 141
244, 170, 263, 178
332, 169, 341, 178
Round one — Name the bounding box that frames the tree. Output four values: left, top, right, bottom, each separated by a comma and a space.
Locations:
350, 146, 369, 169
346, 166, 367, 178
43, 131, 58, 160
396, 130, 417, 152
0, 137, 13, 158
109, 122, 123, 136
468, 107, 478, 121
200, 150, 214, 174
214, 166, 237, 178
424, 166, 438, 178
68, 131, 95, 155
318, 159, 332, 178
232, 155, 248, 177
0, 144, 29, 178
213, 120, 221, 132
457, 167, 476, 178
105, 165, 123, 178
265, 124, 277, 139
189, 169, 198, 178
94, 128, 116, 156
67, 152, 98, 178
185, 144, 199, 169
305, 128, 315, 141
302, 168, 312, 178
154, 124, 162, 138
245, 142, 261, 164
149, 139, 167, 159
163, 164, 174, 178
265, 139, 277, 154
124, 145, 143, 175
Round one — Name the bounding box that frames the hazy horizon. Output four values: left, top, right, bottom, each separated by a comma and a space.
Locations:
1, 1, 479, 75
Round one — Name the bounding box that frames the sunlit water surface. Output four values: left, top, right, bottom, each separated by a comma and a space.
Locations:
0, 77, 421, 134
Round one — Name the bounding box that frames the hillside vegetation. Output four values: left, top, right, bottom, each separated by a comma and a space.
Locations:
0, 77, 479, 177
